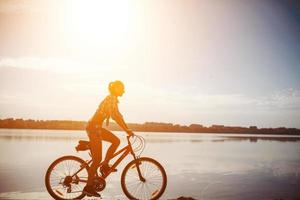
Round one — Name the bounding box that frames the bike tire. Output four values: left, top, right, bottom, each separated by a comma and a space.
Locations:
45, 155, 89, 200
121, 157, 167, 200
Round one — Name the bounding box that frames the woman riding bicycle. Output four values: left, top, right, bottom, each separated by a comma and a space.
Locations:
84, 80, 134, 197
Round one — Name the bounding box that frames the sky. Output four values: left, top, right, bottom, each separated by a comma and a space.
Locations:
0, 0, 300, 128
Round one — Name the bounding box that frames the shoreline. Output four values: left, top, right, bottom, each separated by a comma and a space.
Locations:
1, 127, 300, 136
1, 118, 300, 135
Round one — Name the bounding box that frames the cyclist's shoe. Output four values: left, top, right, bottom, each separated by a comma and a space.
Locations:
83, 185, 101, 197
100, 164, 117, 176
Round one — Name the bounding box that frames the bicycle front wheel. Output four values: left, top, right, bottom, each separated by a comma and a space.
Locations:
45, 155, 89, 200
121, 157, 167, 200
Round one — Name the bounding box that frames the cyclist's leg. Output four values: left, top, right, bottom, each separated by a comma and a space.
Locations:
101, 128, 120, 164
87, 130, 102, 186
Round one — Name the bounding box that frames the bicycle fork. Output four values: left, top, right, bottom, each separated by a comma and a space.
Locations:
131, 151, 145, 182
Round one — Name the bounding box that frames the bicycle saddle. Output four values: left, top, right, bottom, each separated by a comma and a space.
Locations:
75, 140, 90, 151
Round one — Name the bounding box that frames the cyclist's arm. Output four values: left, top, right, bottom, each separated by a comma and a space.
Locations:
112, 112, 133, 136
109, 96, 133, 135
112, 113, 128, 130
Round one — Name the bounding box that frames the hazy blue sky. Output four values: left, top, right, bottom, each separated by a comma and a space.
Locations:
0, 0, 300, 128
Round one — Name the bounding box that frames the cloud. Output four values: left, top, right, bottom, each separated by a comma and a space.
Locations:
0, 57, 107, 74
149, 89, 300, 114
0, 65, 100, 120
259, 88, 300, 110
1, 57, 300, 127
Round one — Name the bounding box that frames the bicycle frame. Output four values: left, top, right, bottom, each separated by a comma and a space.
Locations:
72, 136, 144, 181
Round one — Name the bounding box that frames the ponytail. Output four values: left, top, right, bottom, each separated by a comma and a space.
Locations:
108, 82, 114, 94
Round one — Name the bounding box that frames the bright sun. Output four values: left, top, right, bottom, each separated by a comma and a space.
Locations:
64, 0, 134, 58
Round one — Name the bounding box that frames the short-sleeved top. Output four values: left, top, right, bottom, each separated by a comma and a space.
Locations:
88, 95, 123, 128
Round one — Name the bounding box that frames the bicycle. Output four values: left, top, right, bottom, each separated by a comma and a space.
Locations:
45, 134, 167, 200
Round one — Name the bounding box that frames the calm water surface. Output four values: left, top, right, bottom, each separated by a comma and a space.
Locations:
0, 129, 300, 200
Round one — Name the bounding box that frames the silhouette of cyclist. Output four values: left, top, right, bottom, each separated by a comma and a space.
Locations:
83, 80, 134, 197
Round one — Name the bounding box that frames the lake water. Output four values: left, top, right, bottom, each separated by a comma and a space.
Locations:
0, 129, 300, 200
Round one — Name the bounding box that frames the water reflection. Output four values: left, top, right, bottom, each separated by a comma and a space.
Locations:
0, 129, 300, 199
0, 135, 81, 142
222, 136, 300, 142
1, 129, 299, 143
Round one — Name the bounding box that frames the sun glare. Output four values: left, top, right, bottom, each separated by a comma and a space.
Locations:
64, 0, 134, 57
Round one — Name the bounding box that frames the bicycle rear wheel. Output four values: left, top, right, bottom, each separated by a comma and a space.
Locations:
45, 155, 89, 200
121, 157, 167, 200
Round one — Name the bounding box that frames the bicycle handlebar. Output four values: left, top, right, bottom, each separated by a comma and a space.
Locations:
126, 134, 134, 143
125, 133, 145, 156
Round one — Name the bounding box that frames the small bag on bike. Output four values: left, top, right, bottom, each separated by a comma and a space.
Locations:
75, 140, 90, 151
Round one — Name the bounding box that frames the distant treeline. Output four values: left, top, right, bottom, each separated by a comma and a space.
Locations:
0, 118, 300, 135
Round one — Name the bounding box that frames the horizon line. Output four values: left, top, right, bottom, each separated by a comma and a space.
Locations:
1, 117, 299, 130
